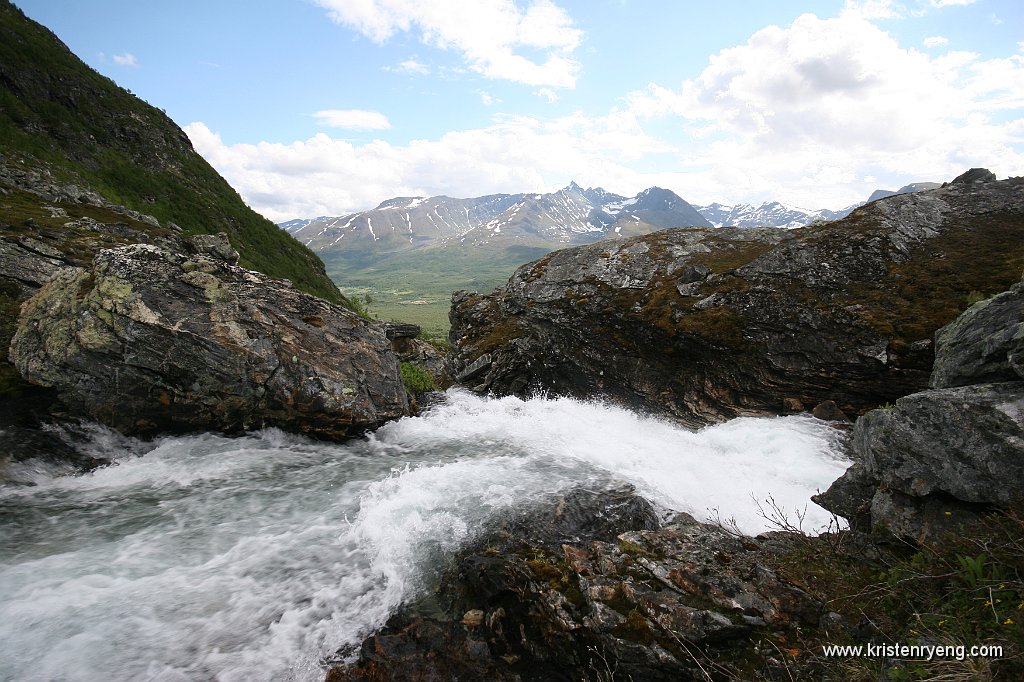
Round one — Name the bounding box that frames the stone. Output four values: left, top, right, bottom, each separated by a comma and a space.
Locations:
383, 322, 421, 340
9, 242, 409, 439
930, 275, 1024, 388
817, 382, 1024, 542
185, 232, 239, 265
811, 400, 849, 422
951, 168, 997, 184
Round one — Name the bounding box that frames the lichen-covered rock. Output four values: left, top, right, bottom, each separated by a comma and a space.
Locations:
448, 173, 1024, 426
930, 274, 1024, 388
9, 241, 409, 438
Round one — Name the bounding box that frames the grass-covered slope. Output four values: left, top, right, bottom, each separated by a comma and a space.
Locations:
0, 0, 342, 304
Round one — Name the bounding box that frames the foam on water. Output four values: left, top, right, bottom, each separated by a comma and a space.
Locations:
0, 390, 850, 681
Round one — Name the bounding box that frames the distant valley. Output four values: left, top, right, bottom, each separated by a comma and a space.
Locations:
281, 180, 938, 336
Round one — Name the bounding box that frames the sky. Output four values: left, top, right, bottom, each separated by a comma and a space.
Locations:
16, 0, 1024, 221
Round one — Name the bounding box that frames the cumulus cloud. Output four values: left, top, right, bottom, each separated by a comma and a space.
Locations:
312, 109, 392, 130
111, 52, 138, 67
187, 11, 1024, 219
922, 35, 949, 47
185, 111, 667, 221
313, 0, 582, 87
535, 87, 558, 102
626, 12, 1024, 206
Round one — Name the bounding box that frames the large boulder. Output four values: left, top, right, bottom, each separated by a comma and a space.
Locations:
447, 173, 1024, 426
9, 238, 409, 439
815, 274, 1024, 542
930, 275, 1024, 388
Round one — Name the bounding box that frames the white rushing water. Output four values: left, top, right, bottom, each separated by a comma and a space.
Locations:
0, 390, 850, 682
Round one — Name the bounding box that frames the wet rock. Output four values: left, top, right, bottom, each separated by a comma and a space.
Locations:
328, 490, 825, 682
9, 241, 409, 439
811, 399, 849, 422
448, 173, 1024, 426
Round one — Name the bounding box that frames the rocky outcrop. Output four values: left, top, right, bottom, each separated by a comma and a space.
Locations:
929, 276, 1024, 388
328, 488, 831, 682
9, 236, 409, 439
383, 322, 446, 378
447, 172, 1024, 426
815, 273, 1024, 542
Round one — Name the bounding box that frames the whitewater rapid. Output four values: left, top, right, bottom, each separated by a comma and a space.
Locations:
0, 390, 850, 681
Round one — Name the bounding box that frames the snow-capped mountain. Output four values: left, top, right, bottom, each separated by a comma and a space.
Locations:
693, 201, 856, 228
282, 181, 941, 256
284, 183, 711, 255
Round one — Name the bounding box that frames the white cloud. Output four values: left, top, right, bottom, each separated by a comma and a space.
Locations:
841, 0, 903, 20
535, 87, 558, 102
185, 110, 668, 221
932, 0, 977, 6
626, 12, 1024, 207
923, 35, 949, 47
479, 92, 496, 105
312, 109, 392, 130
313, 0, 582, 87
112, 52, 138, 67
186, 11, 1024, 219
392, 58, 430, 75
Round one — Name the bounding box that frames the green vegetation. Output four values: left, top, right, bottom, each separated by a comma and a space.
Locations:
400, 361, 435, 395
766, 501, 1024, 680
324, 242, 548, 337
0, 1, 343, 305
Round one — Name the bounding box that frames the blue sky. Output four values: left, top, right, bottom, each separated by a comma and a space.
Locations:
17, 0, 1024, 220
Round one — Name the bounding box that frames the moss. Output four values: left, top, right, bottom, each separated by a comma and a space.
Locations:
840, 209, 1024, 347
688, 238, 776, 273
676, 307, 747, 349
470, 317, 524, 360
611, 610, 656, 646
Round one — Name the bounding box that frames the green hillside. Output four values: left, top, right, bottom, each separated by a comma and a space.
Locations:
323, 243, 550, 339
0, 0, 343, 304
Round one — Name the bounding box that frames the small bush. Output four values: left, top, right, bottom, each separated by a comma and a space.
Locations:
400, 362, 435, 395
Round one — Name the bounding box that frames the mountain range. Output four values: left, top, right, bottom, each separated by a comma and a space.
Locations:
281, 181, 938, 256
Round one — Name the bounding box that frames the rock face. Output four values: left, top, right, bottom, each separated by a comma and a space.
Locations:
447, 172, 1024, 426
929, 276, 1024, 388
815, 273, 1024, 542
328, 488, 828, 682
9, 236, 409, 439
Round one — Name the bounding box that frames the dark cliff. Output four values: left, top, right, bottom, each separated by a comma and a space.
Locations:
447, 170, 1024, 426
